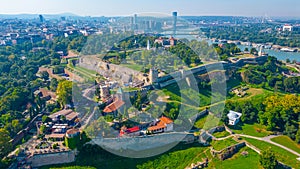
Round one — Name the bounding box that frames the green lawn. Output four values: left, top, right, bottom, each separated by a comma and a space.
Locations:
243, 137, 300, 168
271, 135, 300, 154
137, 146, 209, 169
48, 167, 96, 169
230, 123, 272, 137
208, 147, 262, 169
163, 82, 224, 108
42, 143, 209, 169
120, 63, 144, 71
212, 130, 230, 138
194, 115, 208, 129
211, 138, 238, 151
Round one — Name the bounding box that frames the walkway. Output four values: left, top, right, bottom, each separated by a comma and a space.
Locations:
236, 134, 300, 158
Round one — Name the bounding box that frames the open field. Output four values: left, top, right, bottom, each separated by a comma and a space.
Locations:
120, 63, 144, 72
212, 130, 230, 138
230, 123, 272, 137
49, 167, 96, 169
208, 147, 262, 169
41, 143, 209, 169
193, 114, 223, 130
271, 136, 300, 154
211, 138, 238, 151
243, 137, 300, 168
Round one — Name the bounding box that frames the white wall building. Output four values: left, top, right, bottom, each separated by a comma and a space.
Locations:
227, 110, 242, 126
283, 25, 293, 32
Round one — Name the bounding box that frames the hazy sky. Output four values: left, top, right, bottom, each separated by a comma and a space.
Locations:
2, 0, 300, 17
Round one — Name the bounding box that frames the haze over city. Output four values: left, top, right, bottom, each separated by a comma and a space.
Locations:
1, 0, 300, 17
1, 1, 300, 169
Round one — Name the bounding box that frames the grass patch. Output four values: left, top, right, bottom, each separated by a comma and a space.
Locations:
137, 146, 209, 169
212, 130, 230, 138
194, 115, 208, 129
271, 135, 300, 154
42, 143, 208, 169
211, 138, 238, 151
243, 137, 300, 168
120, 63, 144, 71
194, 114, 223, 130
230, 123, 271, 137
48, 167, 96, 169
208, 147, 262, 169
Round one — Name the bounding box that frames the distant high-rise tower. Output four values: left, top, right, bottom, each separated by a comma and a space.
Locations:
172, 12, 177, 37
39, 15, 44, 23
133, 14, 137, 24
133, 14, 138, 30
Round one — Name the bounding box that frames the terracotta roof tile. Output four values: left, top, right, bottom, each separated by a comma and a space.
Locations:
103, 98, 125, 113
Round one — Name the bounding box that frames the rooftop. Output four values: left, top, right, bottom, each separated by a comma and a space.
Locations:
103, 97, 125, 113
227, 110, 242, 120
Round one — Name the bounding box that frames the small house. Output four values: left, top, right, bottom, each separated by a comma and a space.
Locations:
147, 116, 174, 134
103, 97, 125, 117
227, 110, 242, 126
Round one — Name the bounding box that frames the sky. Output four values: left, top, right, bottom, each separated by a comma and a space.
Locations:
2, 0, 300, 17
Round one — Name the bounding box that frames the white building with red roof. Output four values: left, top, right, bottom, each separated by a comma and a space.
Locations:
147, 116, 174, 134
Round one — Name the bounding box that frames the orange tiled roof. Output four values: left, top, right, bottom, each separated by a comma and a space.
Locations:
39, 88, 57, 99
147, 123, 166, 131
160, 116, 173, 124
147, 116, 173, 131
103, 98, 125, 113
66, 128, 80, 135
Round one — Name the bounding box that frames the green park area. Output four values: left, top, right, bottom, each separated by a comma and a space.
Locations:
271, 135, 300, 154
208, 147, 261, 169
243, 137, 300, 168
230, 123, 272, 137
211, 138, 237, 151
212, 130, 230, 138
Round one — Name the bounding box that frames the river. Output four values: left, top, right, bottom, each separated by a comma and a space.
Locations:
204, 39, 300, 62
237, 45, 300, 62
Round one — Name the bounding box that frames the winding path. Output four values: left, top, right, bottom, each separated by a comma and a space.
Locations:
236, 134, 300, 159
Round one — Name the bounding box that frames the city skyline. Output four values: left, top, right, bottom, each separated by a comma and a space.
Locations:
1, 0, 300, 18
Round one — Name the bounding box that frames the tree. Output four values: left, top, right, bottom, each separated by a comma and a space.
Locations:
40, 71, 49, 81
284, 123, 297, 140
0, 128, 12, 159
56, 80, 73, 107
50, 78, 58, 91
244, 47, 249, 52
259, 148, 278, 169
42, 115, 51, 123
250, 48, 258, 55
286, 58, 291, 63
295, 128, 300, 144
39, 124, 46, 134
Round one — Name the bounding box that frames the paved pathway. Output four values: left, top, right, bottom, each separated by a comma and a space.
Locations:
237, 134, 300, 158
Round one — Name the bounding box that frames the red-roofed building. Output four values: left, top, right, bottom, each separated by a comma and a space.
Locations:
119, 126, 141, 137
147, 116, 174, 134
103, 97, 125, 117
154, 36, 177, 47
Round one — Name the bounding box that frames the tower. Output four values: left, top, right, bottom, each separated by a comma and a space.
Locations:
100, 85, 110, 99
258, 45, 264, 57
172, 12, 177, 37
147, 40, 150, 50
149, 68, 158, 84
133, 14, 138, 30
39, 15, 44, 23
